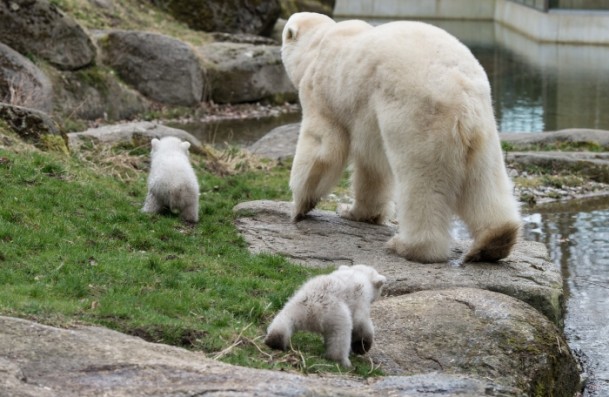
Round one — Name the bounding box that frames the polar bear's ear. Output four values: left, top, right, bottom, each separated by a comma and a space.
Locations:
285, 25, 298, 41
151, 138, 160, 148
373, 275, 387, 289
181, 141, 191, 151
338, 265, 350, 271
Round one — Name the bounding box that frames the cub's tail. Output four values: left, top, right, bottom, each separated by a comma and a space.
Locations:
463, 220, 520, 262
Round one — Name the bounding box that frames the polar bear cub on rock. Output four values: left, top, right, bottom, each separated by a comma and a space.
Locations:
142, 136, 199, 223
282, 13, 521, 263
264, 264, 386, 368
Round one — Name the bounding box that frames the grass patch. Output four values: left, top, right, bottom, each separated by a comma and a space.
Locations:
501, 140, 604, 152
51, 0, 211, 46
513, 174, 586, 190
0, 133, 381, 377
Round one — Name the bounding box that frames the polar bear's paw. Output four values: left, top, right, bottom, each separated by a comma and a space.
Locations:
337, 204, 386, 224
291, 197, 319, 222
463, 221, 520, 262
351, 334, 373, 355
386, 235, 450, 264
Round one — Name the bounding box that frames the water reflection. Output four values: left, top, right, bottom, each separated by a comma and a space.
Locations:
380, 19, 609, 133
524, 198, 609, 396
166, 111, 301, 147
175, 19, 609, 146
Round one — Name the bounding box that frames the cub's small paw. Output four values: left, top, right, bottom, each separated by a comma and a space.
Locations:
264, 332, 288, 351
351, 337, 372, 355
326, 354, 352, 368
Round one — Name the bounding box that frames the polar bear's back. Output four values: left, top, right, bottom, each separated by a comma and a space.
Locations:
315, 20, 490, 106
148, 142, 199, 203
285, 268, 376, 329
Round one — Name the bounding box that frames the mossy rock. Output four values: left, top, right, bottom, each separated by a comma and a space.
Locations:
0, 103, 67, 153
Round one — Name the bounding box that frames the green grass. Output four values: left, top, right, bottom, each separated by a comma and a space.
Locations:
0, 132, 380, 377
50, 0, 211, 46
501, 140, 604, 153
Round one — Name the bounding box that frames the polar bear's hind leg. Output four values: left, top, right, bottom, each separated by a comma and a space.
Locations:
383, 127, 462, 263
457, 129, 521, 262
463, 222, 520, 262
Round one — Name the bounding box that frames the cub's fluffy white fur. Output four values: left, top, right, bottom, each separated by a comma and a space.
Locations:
264, 264, 386, 367
142, 136, 199, 223
282, 13, 521, 263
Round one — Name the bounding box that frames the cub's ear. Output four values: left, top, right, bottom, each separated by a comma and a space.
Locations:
181, 141, 191, 151
285, 25, 298, 41
373, 275, 387, 289
151, 138, 160, 148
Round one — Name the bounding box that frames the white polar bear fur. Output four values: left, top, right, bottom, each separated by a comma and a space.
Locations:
282, 12, 521, 263
142, 136, 199, 223
264, 264, 386, 368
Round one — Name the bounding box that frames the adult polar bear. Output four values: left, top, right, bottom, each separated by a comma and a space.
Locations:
283, 13, 521, 263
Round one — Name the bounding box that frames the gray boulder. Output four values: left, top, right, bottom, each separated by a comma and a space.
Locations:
150, 0, 281, 36
49, 66, 148, 122
371, 288, 580, 396
501, 129, 609, 150
0, 315, 523, 396
67, 121, 203, 153
233, 200, 564, 325
0, 42, 53, 113
0, 0, 96, 70
198, 42, 296, 104
98, 30, 203, 106
247, 122, 299, 159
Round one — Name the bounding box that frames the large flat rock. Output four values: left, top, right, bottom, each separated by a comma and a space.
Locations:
0, 316, 520, 397
233, 200, 564, 325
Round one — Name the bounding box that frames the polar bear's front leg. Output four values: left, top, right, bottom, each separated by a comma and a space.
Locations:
289, 118, 349, 221
142, 191, 162, 214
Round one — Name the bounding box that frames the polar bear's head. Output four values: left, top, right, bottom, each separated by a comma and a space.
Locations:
338, 264, 387, 301
151, 136, 191, 156
281, 12, 335, 87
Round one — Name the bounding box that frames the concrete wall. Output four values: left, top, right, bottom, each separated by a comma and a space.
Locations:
495, 0, 609, 44
335, 0, 495, 19
334, 0, 609, 44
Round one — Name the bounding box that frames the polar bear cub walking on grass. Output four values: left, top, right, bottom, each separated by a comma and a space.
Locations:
264, 264, 386, 368
142, 136, 199, 223
282, 13, 521, 263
